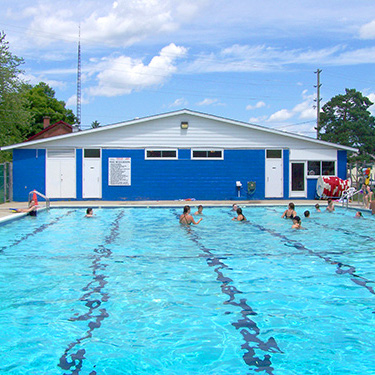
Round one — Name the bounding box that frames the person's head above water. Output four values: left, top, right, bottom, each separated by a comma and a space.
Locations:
86, 208, 93, 215
293, 216, 301, 224
183, 205, 191, 214
304, 210, 310, 218
236, 207, 243, 215
288, 202, 295, 210
232, 203, 238, 211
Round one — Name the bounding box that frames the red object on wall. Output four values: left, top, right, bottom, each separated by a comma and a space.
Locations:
316, 176, 351, 198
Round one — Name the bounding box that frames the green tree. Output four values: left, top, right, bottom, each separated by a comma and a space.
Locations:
91, 120, 100, 128
318, 88, 375, 162
23, 82, 77, 137
0, 32, 32, 161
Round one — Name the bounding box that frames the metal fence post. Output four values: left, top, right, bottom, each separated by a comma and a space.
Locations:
3, 163, 6, 203
9, 162, 13, 202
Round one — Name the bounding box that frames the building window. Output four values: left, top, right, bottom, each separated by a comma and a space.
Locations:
191, 150, 223, 159
145, 149, 177, 159
266, 149, 282, 158
84, 149, 101, 158
307, 161, 335, 176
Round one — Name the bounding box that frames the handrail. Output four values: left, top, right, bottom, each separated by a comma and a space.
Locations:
340, 187, 361, 208
28, 190, 50, 210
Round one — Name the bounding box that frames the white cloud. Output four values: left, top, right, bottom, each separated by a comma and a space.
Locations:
196, 98, 225, 106
197, 98, 218, 106
186, 43, 375, 74
267, 90, 316, 123
88, 43, 187, 97
359, 19, 375, 39
249, 116, 267, 124
366, 93, 375, 115
169, 98, 188, 107
66, 93, 89, 107
16, 0, 207, 49
246, 101, 266, 110
267, 109, 294, 122
20, 72, 67, 89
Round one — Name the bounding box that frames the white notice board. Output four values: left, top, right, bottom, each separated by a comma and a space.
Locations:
108, 158, 131, 186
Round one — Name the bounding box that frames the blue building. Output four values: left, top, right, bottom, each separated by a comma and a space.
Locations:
1, 109, 356, 201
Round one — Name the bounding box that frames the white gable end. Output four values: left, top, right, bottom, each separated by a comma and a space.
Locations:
10, 113, 352, 151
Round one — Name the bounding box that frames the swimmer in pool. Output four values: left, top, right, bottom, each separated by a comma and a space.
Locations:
194, 205, 203, 215
281, 202, 297, 219
179, 205, 202, 225
315, 203, 321, 213
232, 207, 246, 221
326, 198, 335, 212
355, 211, 363, 218
231, 203, 238, 212
15, 199, 37, 216
291, 216, 303, 229
304, 210, 310, 218
85, 208, 94, 217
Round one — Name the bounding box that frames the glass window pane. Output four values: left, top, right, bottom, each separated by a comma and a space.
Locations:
308, 161, 320, 176
322, 161, 335, 175
162, 150, 176, 158
292, 163, 305, 191
208, 151, 222, 158
266, 150, 282, 158
84, 149, 100, 158
193, 151, 206, 158
147, 150, 161, 158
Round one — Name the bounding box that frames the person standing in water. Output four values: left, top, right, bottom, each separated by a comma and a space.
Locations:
326, 198, 335, 212
180, 205, 202, 225
232, 207, 246, 221
194, 205, 204, 215
281, 202, 297, 219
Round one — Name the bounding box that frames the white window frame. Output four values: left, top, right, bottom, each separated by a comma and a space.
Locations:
145, 149, 178, 160
191, 149, 224, 160
306, 160, 337, 178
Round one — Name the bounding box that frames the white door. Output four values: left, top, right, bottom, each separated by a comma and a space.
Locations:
265, 150, 283, 198
290, 162, 307, 198
83, 149, 102, 198
46, 149, 76, 198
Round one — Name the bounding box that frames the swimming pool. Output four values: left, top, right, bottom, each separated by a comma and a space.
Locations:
0, 206, 374, 374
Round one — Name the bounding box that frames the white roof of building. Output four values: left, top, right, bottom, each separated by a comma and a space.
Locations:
1, 109, 358, 152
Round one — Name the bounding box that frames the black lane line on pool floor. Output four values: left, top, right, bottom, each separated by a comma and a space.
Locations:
0, 210, 76, 254
244, 215, 375, 300
173, 209, 282, 375
58, 210, 125, 375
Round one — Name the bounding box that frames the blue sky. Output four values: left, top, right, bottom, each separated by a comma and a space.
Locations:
2, 0, 375, 135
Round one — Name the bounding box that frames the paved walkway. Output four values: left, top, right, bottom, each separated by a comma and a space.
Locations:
0, 199, 368, 223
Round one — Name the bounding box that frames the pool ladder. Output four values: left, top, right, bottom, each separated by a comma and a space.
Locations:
28, 190, 50, 210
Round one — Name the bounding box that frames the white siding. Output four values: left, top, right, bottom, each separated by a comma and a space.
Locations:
19, 114, 339, 151
290, 149, 337, 161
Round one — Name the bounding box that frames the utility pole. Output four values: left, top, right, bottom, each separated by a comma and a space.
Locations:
76, 25, 82, 128
314, 69, 322, 139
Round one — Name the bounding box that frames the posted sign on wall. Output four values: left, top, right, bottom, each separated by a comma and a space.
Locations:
108, 158, 131, 186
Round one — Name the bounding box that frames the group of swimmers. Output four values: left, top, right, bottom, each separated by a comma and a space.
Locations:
179, 204, 246, 225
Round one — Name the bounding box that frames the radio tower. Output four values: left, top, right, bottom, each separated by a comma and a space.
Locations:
76, 25, 82, 128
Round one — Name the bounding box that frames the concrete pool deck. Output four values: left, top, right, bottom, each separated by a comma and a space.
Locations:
0, 199, 369, 222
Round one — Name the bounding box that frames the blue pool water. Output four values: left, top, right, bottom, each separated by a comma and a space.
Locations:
0, 206, 374, 375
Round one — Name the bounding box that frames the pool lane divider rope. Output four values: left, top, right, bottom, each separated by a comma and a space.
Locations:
58, 210, 125, 375
173, 209, 282, 375
0, 210, 76, 253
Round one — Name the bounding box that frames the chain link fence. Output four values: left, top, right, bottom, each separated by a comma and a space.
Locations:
0, 162, 12, 204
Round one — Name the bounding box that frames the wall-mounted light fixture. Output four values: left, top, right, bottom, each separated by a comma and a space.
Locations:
181, 121, 189, 129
